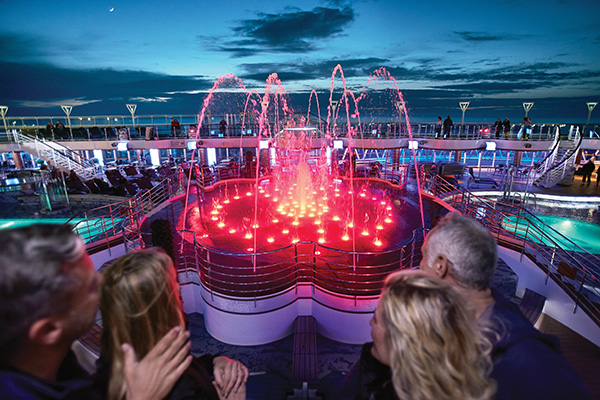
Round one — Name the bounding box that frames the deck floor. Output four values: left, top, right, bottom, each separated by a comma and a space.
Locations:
537, 313, 600, 398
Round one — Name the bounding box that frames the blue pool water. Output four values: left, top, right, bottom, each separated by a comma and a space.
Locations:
534, 214, 600, 254
504, 214, 600, 254
0, 218, 122, 243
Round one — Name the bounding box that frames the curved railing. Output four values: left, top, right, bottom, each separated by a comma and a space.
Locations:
425, 173, 600, 326
169, 228, 424, 301
67, 171, 186, 246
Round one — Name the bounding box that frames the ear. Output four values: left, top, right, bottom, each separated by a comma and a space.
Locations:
28, 316, 66, 346
432, 254, 451, 279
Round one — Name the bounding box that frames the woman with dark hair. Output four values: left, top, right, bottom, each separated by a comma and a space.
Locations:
99, 248, 247, 400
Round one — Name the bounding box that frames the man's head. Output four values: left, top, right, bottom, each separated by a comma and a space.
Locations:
419, 213, 497, 291
0, 224, 99, 363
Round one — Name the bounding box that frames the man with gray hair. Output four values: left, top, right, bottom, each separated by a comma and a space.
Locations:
420, 212, 590, 399
0, 224, 192, 399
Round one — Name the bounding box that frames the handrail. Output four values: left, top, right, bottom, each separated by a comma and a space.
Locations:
426, 173, 600, 324
533, 125, 561, 175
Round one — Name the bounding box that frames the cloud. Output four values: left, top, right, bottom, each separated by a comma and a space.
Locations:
17, 98, 102, 109
213, 7, 355, 56
0, 61, 215, 114
454, 31, 512, 42
237, 57, 389, 83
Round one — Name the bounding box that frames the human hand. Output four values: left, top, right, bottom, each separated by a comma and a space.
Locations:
212, 356, 248, 399
123, 327, 192, 400
214, 380, 246, 400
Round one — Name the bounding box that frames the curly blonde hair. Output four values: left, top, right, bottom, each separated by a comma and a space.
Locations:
100, 248, 185, 400
380, 271, 496, 400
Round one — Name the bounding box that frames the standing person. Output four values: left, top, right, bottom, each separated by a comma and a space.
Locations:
443, 115, 453, 138
581, 157, 595, 186
435, 116, 442, 138
45, 121, 54, 135
502, 118, 511, 138
0, 224, 193, 400
520, 117, 532, 140
98, 249, 248, 400
219, 118, 227, 135
419, 213, 591, 400
338, 271, 495, 400
171, 118, 181, 137
494, 118, 502, 138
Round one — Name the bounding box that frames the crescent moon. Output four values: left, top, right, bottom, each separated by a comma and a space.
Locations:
109, 7, 114, 12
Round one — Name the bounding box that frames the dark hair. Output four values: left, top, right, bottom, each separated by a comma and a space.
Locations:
0, 224, 85, 360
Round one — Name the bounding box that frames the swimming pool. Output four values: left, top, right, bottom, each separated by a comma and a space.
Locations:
504, 214, 600, 254
0, 217, 122, 243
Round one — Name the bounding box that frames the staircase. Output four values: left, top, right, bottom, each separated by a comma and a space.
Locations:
14, 131, 98, 180
534, 126, 582, 188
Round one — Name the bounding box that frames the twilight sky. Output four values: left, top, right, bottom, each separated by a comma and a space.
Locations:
1, 0, 599, 123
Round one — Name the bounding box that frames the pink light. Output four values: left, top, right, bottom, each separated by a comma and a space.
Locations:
267, 237, 274, 243
217, 222, 225, 228
272, 219, 279, 223
361, 230, 369, 236
376, 225, 384, 230
244, 233, 253, 239
229, 228, 236, 234
233, 196, 240, 200
315, 250, 321, 255
224, 200, 230, 204
385, 218, 392, 223
252, 224, 259, 228
318, 238, 325, 244
333, 216, 340, 221
374, 239, 382, 247
292, 238, 299, 243
342, 235, 350, 241
246, 192, 252, 196
282, 229, 289, 234
247, 248, 254, 252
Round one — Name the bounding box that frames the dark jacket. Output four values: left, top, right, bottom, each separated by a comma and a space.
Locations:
0, 351, 100, 400
95, 354, 218, 400
337, 343, 398, 400
485, 290, 591, 400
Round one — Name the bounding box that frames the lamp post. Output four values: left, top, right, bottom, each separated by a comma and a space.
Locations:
586, 102, 597, 125
61, 105, 73, 139
523, 102, 534, 118
0, 106, 8, 134
330, 100, 338, 138
396, 101, 406, 136
459, 102, 469, 137
585, 102, 597, 138
126, 104, 137, 129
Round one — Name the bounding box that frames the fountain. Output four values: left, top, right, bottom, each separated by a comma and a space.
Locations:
170, 66, 429, 344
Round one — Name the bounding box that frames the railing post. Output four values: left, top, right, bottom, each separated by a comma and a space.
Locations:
520, 222, 530, 261
573, 270, 587, 314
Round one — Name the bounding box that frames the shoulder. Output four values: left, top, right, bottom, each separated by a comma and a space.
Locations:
0, 367, 99, 400
487, 293, 591, 399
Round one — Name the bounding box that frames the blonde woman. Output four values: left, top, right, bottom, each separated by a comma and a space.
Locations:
340, 270, 495, 400
98, 248, 247, 400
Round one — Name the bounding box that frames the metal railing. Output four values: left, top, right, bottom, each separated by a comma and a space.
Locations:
2, 117, 563, 142
425, 172, 600, 325
68, 171, 186, 246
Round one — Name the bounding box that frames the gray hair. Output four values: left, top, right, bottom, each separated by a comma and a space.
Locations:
425, 213, 497, 290
0, 224, 86, 360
